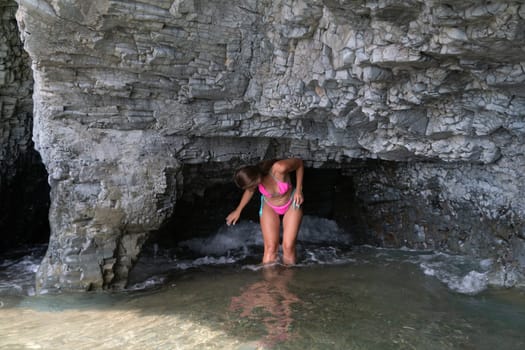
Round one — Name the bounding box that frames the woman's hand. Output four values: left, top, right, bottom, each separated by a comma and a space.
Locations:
226, 189, 255, 226
226, 209, 241, 226
293, 190, 304, 209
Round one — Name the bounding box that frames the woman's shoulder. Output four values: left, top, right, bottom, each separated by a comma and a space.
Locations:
258, 159, 278, 173
274, 158, 303, 173
272, 159, 292, 174
261, 158, 302, 174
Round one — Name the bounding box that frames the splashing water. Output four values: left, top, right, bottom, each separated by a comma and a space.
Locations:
128, 216, 498, 296
0, 245, 45, 296
0, 217, 512, 297
1, 216, 524, 349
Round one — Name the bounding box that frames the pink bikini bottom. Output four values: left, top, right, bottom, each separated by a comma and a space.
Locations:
259, 189, 296, 216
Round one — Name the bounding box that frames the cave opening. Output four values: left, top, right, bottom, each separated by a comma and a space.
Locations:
147, 161, 371, 251
0, 0, 51, 255
0, 149, 50, 254
145, 156, 472, 261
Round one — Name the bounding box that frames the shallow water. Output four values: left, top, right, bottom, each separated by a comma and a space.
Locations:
1, 217, 524, 349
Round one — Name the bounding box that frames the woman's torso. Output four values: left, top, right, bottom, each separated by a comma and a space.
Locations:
258, 170, 292, 206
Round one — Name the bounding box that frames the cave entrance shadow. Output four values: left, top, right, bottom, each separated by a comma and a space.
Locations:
0, 148, 50, 255
147, 164, 365, 249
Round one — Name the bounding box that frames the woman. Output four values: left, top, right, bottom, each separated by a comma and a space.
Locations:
226, 158, 304, 265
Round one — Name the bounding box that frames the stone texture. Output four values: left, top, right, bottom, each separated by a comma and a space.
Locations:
9, 0, 525, 291
0, 0, 49, 251
344, 158, 525, 288
0, 0, 32, 191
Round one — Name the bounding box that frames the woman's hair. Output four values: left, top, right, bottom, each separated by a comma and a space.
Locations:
257, 159, 277, 175
233, 159, 278, 189
234, 166, 261, 190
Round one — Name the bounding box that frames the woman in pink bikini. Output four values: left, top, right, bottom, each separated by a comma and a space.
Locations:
226, 158, 304, 265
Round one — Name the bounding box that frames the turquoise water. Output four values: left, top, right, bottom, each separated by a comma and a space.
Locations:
1, 217, 524, 349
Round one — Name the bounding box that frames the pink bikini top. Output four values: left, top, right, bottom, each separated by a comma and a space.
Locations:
258, 173, 291, 198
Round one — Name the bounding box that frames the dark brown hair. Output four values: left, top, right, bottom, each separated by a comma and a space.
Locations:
233, 159, 278, 189
257, 159, 277, 175
233, 165, 261, 190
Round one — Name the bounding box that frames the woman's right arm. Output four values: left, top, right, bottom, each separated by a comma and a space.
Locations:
226, 188, 255, 226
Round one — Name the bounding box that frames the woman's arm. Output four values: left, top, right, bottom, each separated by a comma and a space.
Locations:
274, 158, 304, 207
226, 188, 255, 225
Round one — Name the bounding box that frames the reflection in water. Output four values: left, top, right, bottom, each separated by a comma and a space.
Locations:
230, 265, 301, 347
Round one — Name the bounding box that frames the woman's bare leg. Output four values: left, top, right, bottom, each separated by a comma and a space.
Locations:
282, 207, 303, 265
260, 201, 281, 264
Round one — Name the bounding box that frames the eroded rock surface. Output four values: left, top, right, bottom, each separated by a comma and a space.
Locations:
0, 0, 49, 251
11, 0, 525, 291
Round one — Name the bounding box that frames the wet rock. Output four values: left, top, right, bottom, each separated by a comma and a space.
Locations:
5, 0, 525, 291
0, 0, 49, 251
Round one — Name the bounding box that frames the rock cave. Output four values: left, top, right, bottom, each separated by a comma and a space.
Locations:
0, 0, 524, 293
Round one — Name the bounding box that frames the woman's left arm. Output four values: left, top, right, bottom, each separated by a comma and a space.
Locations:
275, 158, 304, 206
293, 159, 304, 207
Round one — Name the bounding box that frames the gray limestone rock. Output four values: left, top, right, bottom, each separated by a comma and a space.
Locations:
5, 0, 525, 291
0, 0, 49, 250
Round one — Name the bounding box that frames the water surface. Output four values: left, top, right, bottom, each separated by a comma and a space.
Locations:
1, 217, 524, 349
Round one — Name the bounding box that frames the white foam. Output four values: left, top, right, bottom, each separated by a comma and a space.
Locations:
127, 276, 167, 291
0, 250, 44, 296
175, 216, 354, 270
417, 252, 492, 295
448, 271, 489, 295
179, 221, 262, 256
479, 258, 493, 270
421, 263, 437, 277
300, 246, 356, 266
175, 256, 238, 270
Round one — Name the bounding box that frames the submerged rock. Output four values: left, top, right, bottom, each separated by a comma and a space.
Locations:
4, 0, 524, 291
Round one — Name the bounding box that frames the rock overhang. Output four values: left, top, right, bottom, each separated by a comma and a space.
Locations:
9, 0, 525, 291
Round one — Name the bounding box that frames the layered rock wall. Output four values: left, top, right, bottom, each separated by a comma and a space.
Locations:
0, 1, 31, 180
12, 0, 525, 291
0, 0, 49, 250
